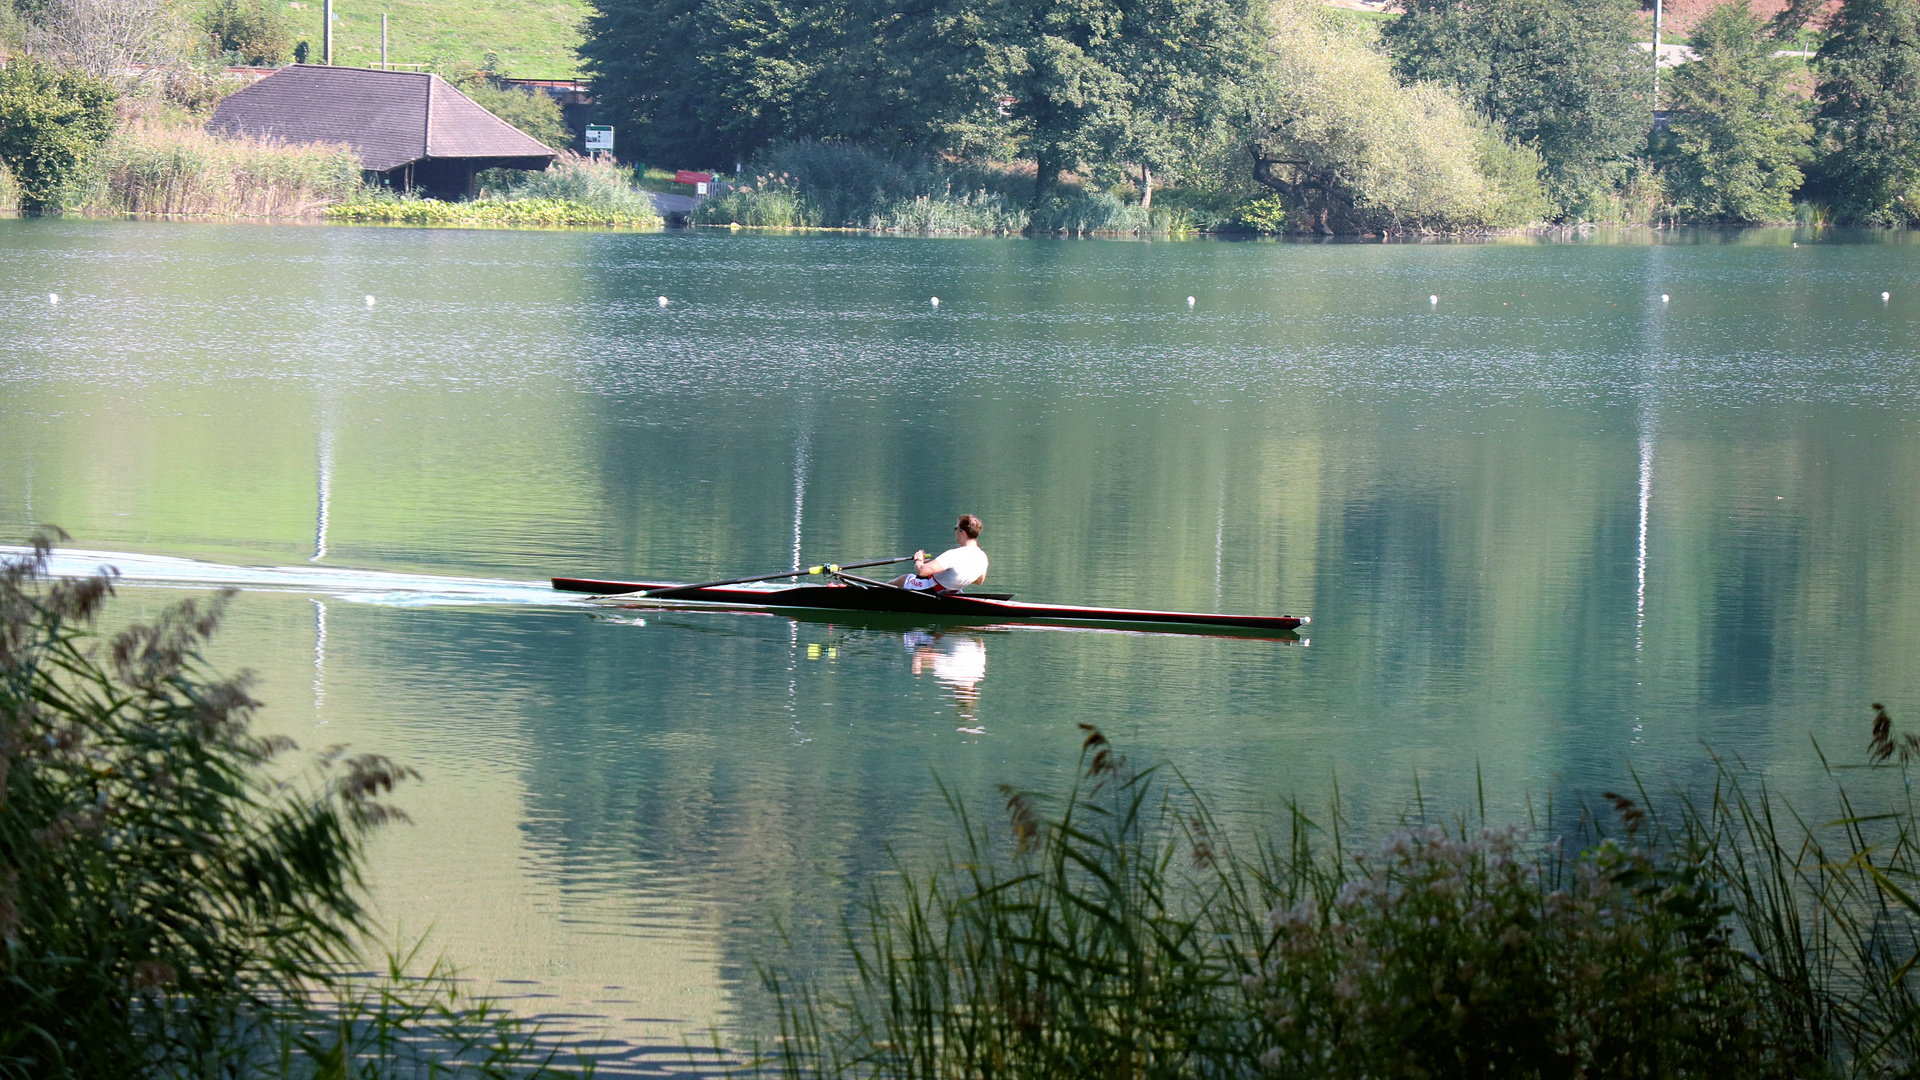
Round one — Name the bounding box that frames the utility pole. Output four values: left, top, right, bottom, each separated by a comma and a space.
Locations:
323, 0, 333, 65
381, 13, 388, 69
1652, 0, 1662, 118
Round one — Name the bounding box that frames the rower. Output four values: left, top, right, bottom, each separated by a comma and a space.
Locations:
890, 515, 989, 595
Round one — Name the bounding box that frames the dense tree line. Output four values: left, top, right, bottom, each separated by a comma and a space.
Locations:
584, 0, 1920, 230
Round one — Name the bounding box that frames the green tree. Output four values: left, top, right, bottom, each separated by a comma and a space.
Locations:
1245, 0, 1548, 231
582, 0, 838, 168
198, 0, 292, 64
1382, 0, 1649, 218
1812, 0, 1920, 225
459, 77, 573, 149
0, 57, 115, 210
1659, 1, 1811, 223
580, 0, 1257, 192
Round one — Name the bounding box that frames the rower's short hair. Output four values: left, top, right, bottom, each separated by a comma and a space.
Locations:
956, 514, 983, 539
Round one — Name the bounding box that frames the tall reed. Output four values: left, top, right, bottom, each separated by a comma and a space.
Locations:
62, 119, 361, 218
769, 719, 1920, 1078
0, 532, 569, 1079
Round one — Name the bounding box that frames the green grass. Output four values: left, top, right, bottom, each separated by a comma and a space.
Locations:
282, 0, 590, 80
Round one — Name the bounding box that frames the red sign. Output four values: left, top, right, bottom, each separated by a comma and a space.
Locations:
674, 170, 714, 185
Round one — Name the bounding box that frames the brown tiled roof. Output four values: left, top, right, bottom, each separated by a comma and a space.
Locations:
207, 65, 554, 172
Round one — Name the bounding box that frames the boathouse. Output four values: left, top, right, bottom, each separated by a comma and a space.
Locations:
207, 65, 556, 200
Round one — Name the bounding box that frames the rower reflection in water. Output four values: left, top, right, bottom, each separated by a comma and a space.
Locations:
889, 514, 989, 594
904, 629, 987, 729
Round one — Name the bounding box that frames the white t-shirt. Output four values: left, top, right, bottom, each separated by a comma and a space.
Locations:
931, 544, 989, 589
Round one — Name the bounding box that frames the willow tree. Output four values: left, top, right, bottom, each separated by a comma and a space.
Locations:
1245, 0, 1549, 232
1382, 0, 1647, 218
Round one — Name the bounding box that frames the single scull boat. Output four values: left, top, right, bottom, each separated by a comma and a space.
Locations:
552, 574, 1309, 633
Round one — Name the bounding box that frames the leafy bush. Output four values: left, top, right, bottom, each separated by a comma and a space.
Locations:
197, 0, 293, 65
691, 140, 1196, 233
0, 531, 415, 1076
457, 78, 571, 150
0, 160, 19, 213
327, 187, 660, 226
1252, 823, 1772, 1075
1231, 195, 1289, 233
1246, 0, 1550, 232
0, 56, 115, 210
480, 150, 659, 221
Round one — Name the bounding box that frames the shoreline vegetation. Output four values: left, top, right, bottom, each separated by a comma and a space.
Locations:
11, 535, 1920, 1076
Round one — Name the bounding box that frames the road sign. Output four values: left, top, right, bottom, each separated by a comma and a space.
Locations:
585, 125, 613, 151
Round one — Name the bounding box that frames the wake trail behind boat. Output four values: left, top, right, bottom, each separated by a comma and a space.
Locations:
2, 547, 578, 608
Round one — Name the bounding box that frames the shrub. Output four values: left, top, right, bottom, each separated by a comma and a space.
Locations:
327, 187, 660, 226
1232, 195, 1289, 233
0, 57, 116, 210
480, 150, 659, 221
772, 715, 1920, 1078
0, 530, 416, 1077
457, 78, 571, 150
197, 0, 293, 65
0, 159, 19, 213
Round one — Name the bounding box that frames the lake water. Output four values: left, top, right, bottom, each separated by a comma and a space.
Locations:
4, 219, 1919, 1072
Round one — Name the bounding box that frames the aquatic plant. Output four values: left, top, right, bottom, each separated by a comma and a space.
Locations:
326, 188, 659, 227
0, 532, 569, 1079
478, 150, 661, 222
768, 716, 1920, 1077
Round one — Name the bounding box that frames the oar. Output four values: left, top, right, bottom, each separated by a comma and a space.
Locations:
603, 556, 914, 600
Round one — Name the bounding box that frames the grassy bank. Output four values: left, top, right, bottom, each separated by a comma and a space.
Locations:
770, 722, 1920, 1077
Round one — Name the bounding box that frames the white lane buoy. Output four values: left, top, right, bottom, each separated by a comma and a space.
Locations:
47, 293, 58, 304
364, 294, 375, 306
1661, 294, 1669, 303
930, 296, 939, 307
1883, 291, 1892, 302
1792, 242, 1798, 248
1429, 295, 1438, 305
1186, 295, 1196, 306
658, 295, 669, 307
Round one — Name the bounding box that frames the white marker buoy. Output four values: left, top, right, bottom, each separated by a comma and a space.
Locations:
1429, 295, 1438, 305
47, 293, 57, 304
1186, 296, 1196, 306
658, 295, 669, 307
364, 295, 375, 306
1792, 242, 1798, 248
1661, 294, 1669, 303
930, 296, 939, 307
1883, 291, 1892, 302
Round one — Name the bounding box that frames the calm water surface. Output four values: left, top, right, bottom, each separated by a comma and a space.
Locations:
3, 219, 1919, 1069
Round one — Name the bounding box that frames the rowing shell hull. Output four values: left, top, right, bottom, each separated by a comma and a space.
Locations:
552, 578, 1309, 632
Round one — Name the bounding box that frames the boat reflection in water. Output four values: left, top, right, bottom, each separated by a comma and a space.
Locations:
903, 629, 988, 731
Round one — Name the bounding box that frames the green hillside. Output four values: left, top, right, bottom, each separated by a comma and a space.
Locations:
283, 0, 591, 80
